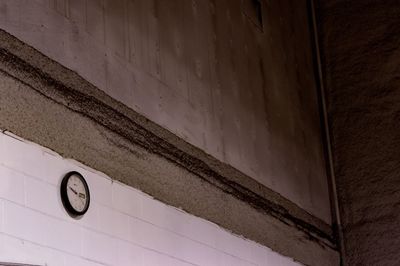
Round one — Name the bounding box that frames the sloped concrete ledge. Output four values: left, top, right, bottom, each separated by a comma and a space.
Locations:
0, 29, 339, 266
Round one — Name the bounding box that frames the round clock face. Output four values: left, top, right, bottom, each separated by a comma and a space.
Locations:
61, 171, 90, 217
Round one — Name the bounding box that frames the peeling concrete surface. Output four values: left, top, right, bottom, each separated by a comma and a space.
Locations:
0, 0, 332, 222
317, 1, 400, 265
0, 30, 339, 266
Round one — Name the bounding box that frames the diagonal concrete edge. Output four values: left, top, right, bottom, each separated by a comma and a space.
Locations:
0, 29, 339, 266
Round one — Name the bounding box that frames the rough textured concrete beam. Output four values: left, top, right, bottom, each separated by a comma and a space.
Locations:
0, 29, 339, 266
0, 0, 333, 221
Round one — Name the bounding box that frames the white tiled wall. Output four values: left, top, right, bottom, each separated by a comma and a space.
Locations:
0, 131, 301, 266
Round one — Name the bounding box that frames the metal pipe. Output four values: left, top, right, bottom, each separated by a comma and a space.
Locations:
309, 0, 345, 265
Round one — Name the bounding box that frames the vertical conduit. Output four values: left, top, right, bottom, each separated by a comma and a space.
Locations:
308, 0, 345, 265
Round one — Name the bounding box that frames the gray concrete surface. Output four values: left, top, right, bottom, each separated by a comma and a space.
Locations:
317, 1, 400, 265
0, 29, 339, 266
0, 0, 332, 222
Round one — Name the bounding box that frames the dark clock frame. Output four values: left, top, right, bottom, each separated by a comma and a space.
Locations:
60, 171, 91, 217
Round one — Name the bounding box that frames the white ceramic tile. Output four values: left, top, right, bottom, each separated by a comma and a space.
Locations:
142, 249, 193, 266
142, 249, 172, 266
130, 216, 189, 259
183, 214, 219, 248
0, 131, 302, 266
96, 203, 114, 235
179, 237, 219, 266
114, 239, 143, 266
0, 165, 25, 204
71, 200, 100, 231
130, 216, 218, 266
81, 168, 113, 207
0, 234, 65, 266
219, 253, 244, 266
40, 152, 76, 185
3, 201, 81, 255
25, 176, 65, 219
0, 134, 47, 180
112, 182, 142, 218
3, 201, 46, 245
81, 228, 116, 265
97, 204, 131, 241
0, 132, 5, 159
216, 228, 252, 262
250, 243, 269, 266
45, 214, 82, 255
65, 254, 106, 266
0, 200, 3, 232
141, 196, 188, 236
113, 210, 132, 241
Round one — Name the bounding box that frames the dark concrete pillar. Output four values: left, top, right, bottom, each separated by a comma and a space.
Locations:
317, 1, 400, 265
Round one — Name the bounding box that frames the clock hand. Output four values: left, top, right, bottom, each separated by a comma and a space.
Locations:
69, 186, 78, 195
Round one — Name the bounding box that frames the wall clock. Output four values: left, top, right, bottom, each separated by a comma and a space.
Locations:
60, 171, 90, 217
